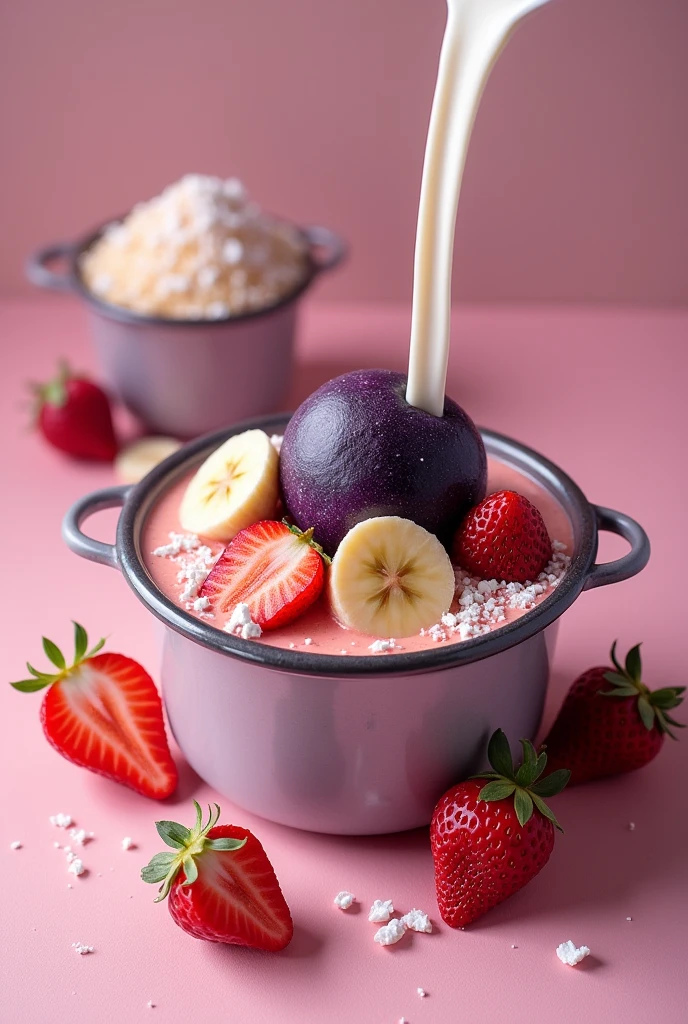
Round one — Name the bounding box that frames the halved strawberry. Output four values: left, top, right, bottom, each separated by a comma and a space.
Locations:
10, 623, 177, 799
142, 801, 293, 951
199, 519, 329, 630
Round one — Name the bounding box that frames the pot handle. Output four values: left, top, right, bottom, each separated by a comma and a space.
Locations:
302, 225, 347, 273
26, 242, 76, 292
62, 485, 132, 570
583, 505, 650, 591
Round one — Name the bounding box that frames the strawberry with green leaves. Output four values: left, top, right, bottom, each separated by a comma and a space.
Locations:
10, 623, 177, 799
543, 642, 684, 785
142, 802, 293, 951
431, 729, 570, 927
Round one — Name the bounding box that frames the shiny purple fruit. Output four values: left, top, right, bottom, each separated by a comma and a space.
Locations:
280, 369, 487, 554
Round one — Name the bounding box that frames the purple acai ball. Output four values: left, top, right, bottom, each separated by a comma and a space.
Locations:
279, 369, 487, 555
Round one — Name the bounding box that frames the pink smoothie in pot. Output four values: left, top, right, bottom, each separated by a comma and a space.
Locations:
142, 452, 572, 656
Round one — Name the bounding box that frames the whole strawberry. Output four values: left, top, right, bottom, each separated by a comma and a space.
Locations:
543, 642, 684, 785
10, 622, 177, 799
142, 801, 293, 951
31, 362, 118, 461
452, 489, 551, 584
431, 729, 569, 927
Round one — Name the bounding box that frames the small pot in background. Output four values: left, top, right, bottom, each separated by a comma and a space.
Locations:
27, 223, 345, 438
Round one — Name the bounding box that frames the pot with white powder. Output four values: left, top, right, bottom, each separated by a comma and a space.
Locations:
27, 174, 345, 438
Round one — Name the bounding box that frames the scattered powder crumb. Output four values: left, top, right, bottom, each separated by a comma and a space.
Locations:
72, 942, 94, 955
424, 541, 571, 643
49, 813, 72, 828
10, 841, 21, 850
121, 837, 135, 851
53, 841, 61, 849
511, 944, 517, 949
556, 940, 590, 966
289, 642, 296, 649
269, 434, 283, 453
368, 639, 401, 654
224, 603, 262, 640
69, 828, 94, 846
67, 884, 73, 889
68, 858, 85, 877
304, 638, 313, 646
153, 532, 218, 607
147, 1002, 156, 1010
626, 916, 633, 922
417, 988, 427, 998
369, 899, 394, 923
333, 891, 356, 910
373, 919, 407, 946
401, 909, 432, 933
340, 649, 348, 655
628, 822, 636, 831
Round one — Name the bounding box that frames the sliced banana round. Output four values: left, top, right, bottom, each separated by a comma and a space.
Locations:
114, 436, 182, 484
329, 516, 456, 638
179, 429, 279, 542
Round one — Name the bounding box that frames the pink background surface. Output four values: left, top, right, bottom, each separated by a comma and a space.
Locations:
1, 0, 687, 306
1, 296, 687, 1023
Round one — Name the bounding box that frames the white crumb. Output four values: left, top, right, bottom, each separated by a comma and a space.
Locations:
424, 541, 571, 643
368, 639, 401, 653
626, 916, 633, 922
224, 603, 262, 640
369, 899, 394, 923
53, 841, 61, 848
192, 596, 210, 613
72, 942, 94, 955
10, 841, 21, 850
417, 988, 427, 998
304, 638, 313, 646
628, 822, 636, 831
556, 940, 590, 966
121, 837, 135, 851
289, 642, 296, 649
67, 884, 73, 889
511, 944, 517, 949
147, 1001, 156, 1009
49, 813, 72, 828
69, 828, 94, 845
67, 858, 85, 877
333, 891, 356, 910
401, 909, 432, 933
373, 918, 407, 946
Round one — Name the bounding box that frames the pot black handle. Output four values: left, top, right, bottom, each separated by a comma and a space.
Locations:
583, 505, 650, 591
62, 485, 132, 569
26, 241, 77, 292
302, 225, 347, 273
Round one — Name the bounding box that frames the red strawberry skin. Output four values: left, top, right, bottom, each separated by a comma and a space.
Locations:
543, 667, 665, 785
430, 778, 555, 927
40, 652, 177, 799
168, 824, 293, 950
199, 520, 325, 629
38, 375, 117, 461
452, 489, 551, 584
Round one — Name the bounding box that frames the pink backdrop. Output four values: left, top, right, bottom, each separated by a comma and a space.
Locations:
1, 0, 686, 306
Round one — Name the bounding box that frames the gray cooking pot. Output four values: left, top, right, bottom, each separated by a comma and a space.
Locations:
27, 223, 345, 438
62, 415, 649, 835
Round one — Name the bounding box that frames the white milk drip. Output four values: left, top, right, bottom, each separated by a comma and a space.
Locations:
406, 0, 553, 416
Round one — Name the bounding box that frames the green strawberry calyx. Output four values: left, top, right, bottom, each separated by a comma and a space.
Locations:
9, 622, 106, 693
472, 728, 570, 833
283, 519, 332, 565
29, 360, 75, 415
141, 801, 247, 902
600, 642, 685, 740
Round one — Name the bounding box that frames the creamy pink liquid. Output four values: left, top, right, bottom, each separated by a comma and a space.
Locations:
142, 456, 573, 656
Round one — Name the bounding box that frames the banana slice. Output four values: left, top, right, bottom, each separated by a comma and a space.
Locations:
179, 429, 279, 542
329, 516, 456, 638
115, 436, 182, 484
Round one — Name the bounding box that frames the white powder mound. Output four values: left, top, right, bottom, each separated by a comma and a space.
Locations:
368, 639, 401, 653
373, 919, 407, 946
401, 909, 432, 933
556, 940, 591, 966
423, 541, 571, 642
152, 531, 218, 610
72, 942, 94, 955
333, 891, 356, 910
81, 174, 308, 319
368, 899, 394, 923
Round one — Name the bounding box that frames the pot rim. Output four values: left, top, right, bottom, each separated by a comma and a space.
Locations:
27, 219, 345, 328
113, 414, 598, 678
